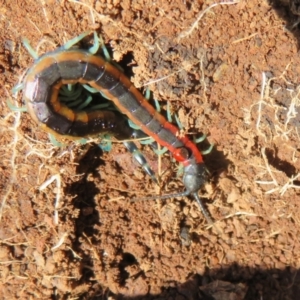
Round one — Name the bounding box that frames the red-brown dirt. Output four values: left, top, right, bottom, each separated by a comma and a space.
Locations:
1, 0, 300, 299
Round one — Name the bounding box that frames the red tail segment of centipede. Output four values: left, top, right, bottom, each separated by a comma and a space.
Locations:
91, 66, 204, 166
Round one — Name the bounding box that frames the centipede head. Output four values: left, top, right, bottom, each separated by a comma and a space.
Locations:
130, 162, 213, 224
181, 162, 213, 224
182, 162, 207, 194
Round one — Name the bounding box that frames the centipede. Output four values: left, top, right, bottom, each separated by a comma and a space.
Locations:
15, 31, 213, 224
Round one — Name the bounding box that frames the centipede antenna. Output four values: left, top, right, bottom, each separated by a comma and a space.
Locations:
130, 190, 190, 202
131, 191, 214, 224
192, 192, 213, 225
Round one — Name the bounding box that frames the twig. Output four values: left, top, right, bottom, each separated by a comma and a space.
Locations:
39, 174, 62, 225
178, 1, 240, 40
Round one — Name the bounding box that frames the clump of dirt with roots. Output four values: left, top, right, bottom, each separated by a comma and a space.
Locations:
1, 0, 300, 299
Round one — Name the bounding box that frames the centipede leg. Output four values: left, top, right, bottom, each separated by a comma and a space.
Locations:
153, 147, 169, 156
12, 82, 24, 93
167, 101, 174, 123
98, 35, 111, 61
22, 38, 39, 59
193, 135, 214, 155
174, 113, 184, 130
59, 85, 85, 102
48, 134, 64, 147
123, 140, 158, 184
97, 34, 125, 72
88, 32, 101, 55
167, 106, 214, 156
99, 134, 113, 152
62, 31, 93, 51
201, 143, 214, 155
6, 98, 27, 112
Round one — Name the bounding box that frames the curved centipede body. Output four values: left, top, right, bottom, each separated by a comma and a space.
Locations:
24, 50, 133, 140
20, 32, 212, 223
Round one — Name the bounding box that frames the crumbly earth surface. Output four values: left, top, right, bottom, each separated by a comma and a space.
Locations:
1, 0, 300, 299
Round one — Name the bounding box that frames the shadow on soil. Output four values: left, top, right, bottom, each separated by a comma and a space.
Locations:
269, 0, 300, 46
67, 144, 103, 237
65, 144, 104, 283
82, 266, 300, 300
59, 145, 300, 300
